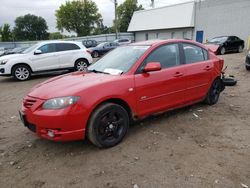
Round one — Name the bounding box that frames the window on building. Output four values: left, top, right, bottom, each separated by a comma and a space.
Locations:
145, 33, 149, 40
183, 43, 208, 64
143, 44, 180, 69
156, 33, 159, 39
183, 31, 187, 39
171, 32, 175, 39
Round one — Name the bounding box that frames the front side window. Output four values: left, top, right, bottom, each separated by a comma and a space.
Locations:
38, 44, 56, 54
183, 43, 207, 64
143, 44, 180, 69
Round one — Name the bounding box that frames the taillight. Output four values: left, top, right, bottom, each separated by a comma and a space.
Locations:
86, 50, 92, 55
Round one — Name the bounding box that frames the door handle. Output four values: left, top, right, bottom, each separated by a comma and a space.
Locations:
173, 72, 184, 77
204, 66, 212, 71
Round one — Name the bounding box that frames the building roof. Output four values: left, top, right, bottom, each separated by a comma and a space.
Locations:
127, 1, 195, 32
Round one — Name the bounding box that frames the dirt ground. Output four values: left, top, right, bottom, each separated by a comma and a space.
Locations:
0, 52, 249, 188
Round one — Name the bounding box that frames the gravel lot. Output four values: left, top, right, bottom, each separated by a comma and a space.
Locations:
0, 52, 249, 188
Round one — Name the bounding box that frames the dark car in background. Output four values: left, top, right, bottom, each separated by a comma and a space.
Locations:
0, 47, 28, 57
88, 42, 119, 58
208, 36, 244, 55
82, 40, 98, 48
245, 52, 250, 70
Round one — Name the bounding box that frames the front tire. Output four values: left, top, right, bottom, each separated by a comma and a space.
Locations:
92, 51, 99, 58
12, 64, 31, 81
220, 47, 226, 55
238, 45, 243, 53
246, 65, 250, 71
205, 79, 222, 105
87, 103, 129, 148
75, 59, 89, 71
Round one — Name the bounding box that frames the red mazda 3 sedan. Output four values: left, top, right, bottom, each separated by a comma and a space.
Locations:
20, 40, 224, 148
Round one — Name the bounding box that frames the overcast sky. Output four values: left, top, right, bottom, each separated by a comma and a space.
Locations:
0, 0, 190, 33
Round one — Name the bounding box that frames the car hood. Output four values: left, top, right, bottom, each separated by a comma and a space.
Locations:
207, 41, 223, 45
28, 72, 118, 99
0, 53, 28, 61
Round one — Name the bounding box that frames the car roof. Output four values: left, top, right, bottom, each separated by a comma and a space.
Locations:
129, 39, 201, 46
38, 40, 82, 45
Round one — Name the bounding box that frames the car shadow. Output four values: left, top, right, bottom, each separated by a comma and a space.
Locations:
0, 70, 71, 83
27, 103, 207, 154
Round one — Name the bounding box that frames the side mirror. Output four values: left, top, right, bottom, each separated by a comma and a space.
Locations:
34, 50, 42, 55
143, 62, 161, 73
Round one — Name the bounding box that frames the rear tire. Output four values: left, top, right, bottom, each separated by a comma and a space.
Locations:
205, 79, 222, 105
74, 59, 89, 71
87, 103, 129, 148
238, 45, 243, 53
12, 64, 31, 81
92, 51, 99, 58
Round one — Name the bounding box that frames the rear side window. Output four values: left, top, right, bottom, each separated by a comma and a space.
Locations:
183, 43, 208, 64
56, 43, 80, 52
143, 44, 180, 69
120, 39, 128, 42
38, 44, 56, 54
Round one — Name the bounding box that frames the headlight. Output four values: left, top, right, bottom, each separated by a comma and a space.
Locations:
43, 96, 80, 109
0, 60, 8, 65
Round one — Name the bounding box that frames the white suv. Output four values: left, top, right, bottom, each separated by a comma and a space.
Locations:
0, 41, 93, 81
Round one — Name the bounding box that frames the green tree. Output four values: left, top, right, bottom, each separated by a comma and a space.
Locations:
56, 0, 102, 37
0, 24, 12, 41
116, 0, 143, 32
13, 14, 49, 41
49, 32, 64, 40
93, 20, 110, 35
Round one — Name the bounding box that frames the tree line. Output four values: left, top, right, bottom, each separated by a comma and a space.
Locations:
0, 0, 143, 42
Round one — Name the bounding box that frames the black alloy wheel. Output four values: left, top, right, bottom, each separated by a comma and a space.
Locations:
205, 79, 222, 105
87, 103, 129, 148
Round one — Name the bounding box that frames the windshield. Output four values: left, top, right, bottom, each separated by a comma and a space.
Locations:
22, 44, 39, 54
88, 45, 149, 75
209, 37, 228, 43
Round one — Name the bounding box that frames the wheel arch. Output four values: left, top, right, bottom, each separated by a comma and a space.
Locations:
75, 58, 89, 66
87, 97, 135, 128
11, 63, 33, 74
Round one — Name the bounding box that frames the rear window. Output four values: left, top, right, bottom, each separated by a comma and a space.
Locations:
56, 43, 80, 52
183, 43, 208, 64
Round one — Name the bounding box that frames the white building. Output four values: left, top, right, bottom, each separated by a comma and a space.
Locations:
128, 0, 250, 47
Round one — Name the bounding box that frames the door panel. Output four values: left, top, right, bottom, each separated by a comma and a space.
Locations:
30, 44, 59, 71
135, 67, 186, 116
182, 43, 213, 103
56, 43, 81, 68
183, 60, 213, 102
134, 43, 186, 117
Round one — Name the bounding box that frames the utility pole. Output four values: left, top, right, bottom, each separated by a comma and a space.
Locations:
151, 0, 155, 8
114, 0, 118, 39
